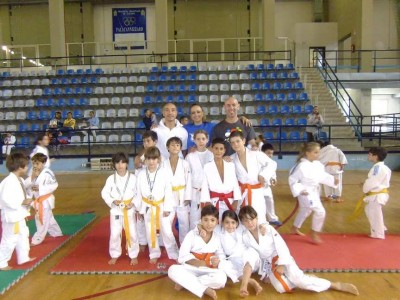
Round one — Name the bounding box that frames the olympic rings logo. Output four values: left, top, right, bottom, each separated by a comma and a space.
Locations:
123, 17, 136, 26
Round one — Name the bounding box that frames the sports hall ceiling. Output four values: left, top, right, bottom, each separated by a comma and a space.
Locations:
0, 0, 155, 5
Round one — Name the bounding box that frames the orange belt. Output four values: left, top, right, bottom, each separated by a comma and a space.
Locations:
33, 194, 52, 225
210, 191, 234, 211
191, 252, 216, 268
326, 162, 342, 167
239, 182, 263, 207
272, 256, 292, 293
142, 196, 164, 248
348, 188, 389, 222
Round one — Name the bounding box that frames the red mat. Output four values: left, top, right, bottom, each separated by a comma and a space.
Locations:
283, 233, 400, 272
51, 217, 177, 275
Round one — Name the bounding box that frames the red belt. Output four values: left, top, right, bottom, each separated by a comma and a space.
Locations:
210, 191, 234, 211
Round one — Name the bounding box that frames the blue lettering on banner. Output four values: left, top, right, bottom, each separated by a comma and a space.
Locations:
112, 8, 147, 50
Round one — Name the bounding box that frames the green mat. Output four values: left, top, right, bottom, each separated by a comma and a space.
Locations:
27, 213, 96, 236
0, 213, 96, 295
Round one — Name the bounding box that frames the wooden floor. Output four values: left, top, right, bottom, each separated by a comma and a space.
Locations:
2, 170, 400, 300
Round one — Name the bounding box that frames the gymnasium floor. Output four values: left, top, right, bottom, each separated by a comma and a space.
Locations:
1, 170, 399, 300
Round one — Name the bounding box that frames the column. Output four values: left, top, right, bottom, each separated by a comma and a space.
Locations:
360, 0, 373, 72
49, 0, 66, 65
155, 0, 168, 56
262, 0, 276, 51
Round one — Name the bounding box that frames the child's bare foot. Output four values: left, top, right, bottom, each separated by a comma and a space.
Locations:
0, 266, 12, 271
139, 245, 146, 252
262, 276, 271, 284
331, 282, 359, 295
108, 258, 118, 265
239, 287, 249, 298
174, 283, 183, 291
311, 232, 322, 244
248, 278, 263, 295
149, 258, 158, 264
291, 226, 305, 236
130, 258, 138, 265
204, 287, 217, 299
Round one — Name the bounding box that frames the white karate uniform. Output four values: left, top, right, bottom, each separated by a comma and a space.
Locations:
152, 119, 188, 159
168, 227, 227, 298
163, 158, 192, 244
29, 145, 51, 176
2, 135, 16, 155
101, 172, 139, 259
134, 153, 165, 246
25, 168, 62, 245
289, 158, 336, 232
263, 159, 279, 222
319, 145, 348, 197
201, 160, 241, 222
363, 161, 391, 239
0, 173, 31, 268
185, 150, 214, 228
231, 149, 275, 224
243, 224, 331, 293
135, 166, 179, 260
217, 225, 260, 283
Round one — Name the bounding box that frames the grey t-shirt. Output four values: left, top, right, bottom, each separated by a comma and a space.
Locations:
210, 120, 256, 156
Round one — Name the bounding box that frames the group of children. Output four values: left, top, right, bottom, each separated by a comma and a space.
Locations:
0, 133, 63, 270
0, 127, 391, 298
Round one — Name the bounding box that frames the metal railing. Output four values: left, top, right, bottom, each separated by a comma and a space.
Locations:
313, 50, 364, 140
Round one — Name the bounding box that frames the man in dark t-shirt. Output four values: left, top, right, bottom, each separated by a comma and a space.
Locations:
210, 97, 257, 156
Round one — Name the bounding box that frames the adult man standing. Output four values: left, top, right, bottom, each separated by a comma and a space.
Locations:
152, 103, 188, 158
210, 97, 257, 156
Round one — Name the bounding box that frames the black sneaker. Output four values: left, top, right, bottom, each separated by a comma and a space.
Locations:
269, 220, 282, 226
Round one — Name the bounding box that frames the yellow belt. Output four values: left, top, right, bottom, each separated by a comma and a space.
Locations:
348, 188, 388, 222
121, 199, 133, 248
142, 196, 164, 248
172, 185, 185, 205
14, 222, 20, 234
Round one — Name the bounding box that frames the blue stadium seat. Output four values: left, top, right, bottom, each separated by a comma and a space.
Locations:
262, 82, 271, 90
85, 69, 93, 74
260, 118, 270, 127
266, 64, 274, 71
58, 98, 67, 107
299, 92, 309, 101
27, 111, 38, 120
284, 82, 293, 90
153, 107, 161, 115
135, 133, 143, 144
155, 96, 164, 103
151, 66, 158, 73
89, 77, 97, 84
275, 64, 284, 70
44, 88, 52, 96
272, 118, 282, 126
247, 64, 255, 71
273, 82, 282, 90
188, 84, 197, 92
167, 85, 175, 92
287, 92, 297, 101
169, 74, 177, 81
137, 121, 146, 129
286, 63, 294, 70
74, 87, 82, 95
280, 105, 290, 115
254, 93, 263, 102
256, 64, 265, 70
256, 105, 266, 114
189, 66, 197, 72
61, 78, 69, 85
159, 74, 167, 81
143, 96, 153, 104
249, 72, 258, 80
179, 66, 188, 72
149, 75, 157, 82
268, 105, 278, 114
289, 72, 299, 79
276, 93, 285, 102
177, 95, 185, 103
279, 72, 288, 79
170, 66, 178, 72
292, 105, 302, 114
79, 98, 88, 106
289, 131, 301, 142
297, 118, 307, 126
68, 98, 77, 106
269, 72, 278, 80
54, 87, 63, 95
71, 78, 79, 85
188, 95, 196, 103
319, 131, 328, 141
18, 124, 29, 132
73, 110, 83, 118
177, 107, 185, 116
84, 87, 93, 95
251, 83, 260, 90
57, 69, 65, 76
295, 82, 304, 89
157, 85, 165, 92
146, 85, 155, 93
285, 118, 295, 126
304, 104, 314, 114
277, 131, 287, 141
188, 74, 197, 81
31, 123, 41, 131
263, 131, 274, 140
76, 69, 84, 75
47, 98, 56, 107
259, 72, 268, 80
265, 93, 274, 102
178, 74, 186, 81
66, 69, 75, 75
36, 98, 45, 107
51, 78, 59, 85
177, 84, 186, 92
161, 66, 168, 73
166, 95, 175, 103
38, 111, 50, 120
19, 137, 31, 147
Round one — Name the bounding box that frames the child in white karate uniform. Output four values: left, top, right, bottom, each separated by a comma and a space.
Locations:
164, 137, 192, 244
168, 205, 227, 299
25, 153, 63, 246
30, 133, 51, 171
185, 129, 214, 229
362, 147, 391, 239
101, 152, 139, 265
261, 143, 281, 226
319, 141, 348, 202
229, 130, 275, 225
0, 152, 35, 270
289, 142, 339, 244
134, 131, 161, 252
239, 206, 359, 296
201, 138, 241, 222
136, 146, 179, 264
2, 133, 16, 156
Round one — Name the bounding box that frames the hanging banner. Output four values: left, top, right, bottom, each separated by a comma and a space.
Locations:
112, 8, 147, 50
